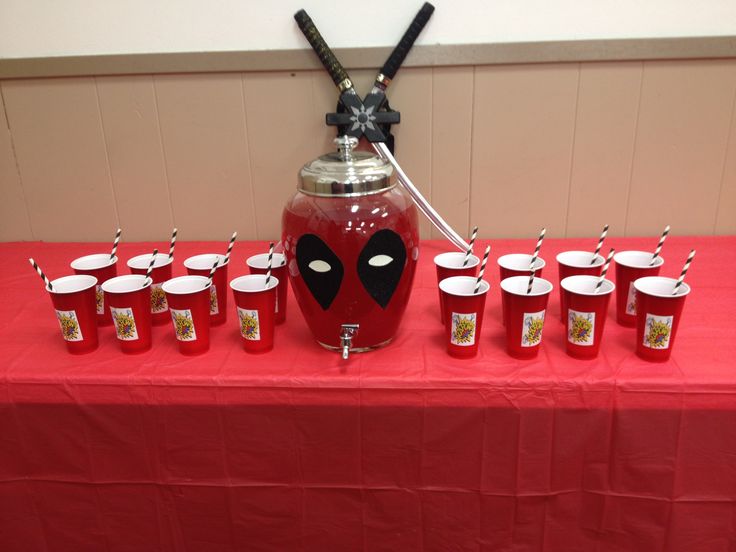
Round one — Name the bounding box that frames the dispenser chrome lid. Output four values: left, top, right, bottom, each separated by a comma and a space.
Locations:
298, 136, 394, 197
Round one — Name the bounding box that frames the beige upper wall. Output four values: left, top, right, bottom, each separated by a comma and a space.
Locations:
1, 58, 735, 242
3, 0, 734, 59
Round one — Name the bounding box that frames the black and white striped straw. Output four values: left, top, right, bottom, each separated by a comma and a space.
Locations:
650, 225, 670, 266
264, 242, 275, 287
224, 231, 237, 265
144, 248, 158, 283
591, 224, 609, 264
28, 258, 52, 291
672, 249, 696, 295
527, 227, 546, 294
463, 226, 478, 267
207, 257, 220, 285
109, 228, 121, 262
168, 228, 177, 260
594, 248, 616, 293
474, 245, 491, 294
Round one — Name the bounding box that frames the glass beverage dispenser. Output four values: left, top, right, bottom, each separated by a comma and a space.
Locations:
282, 137, 419, 358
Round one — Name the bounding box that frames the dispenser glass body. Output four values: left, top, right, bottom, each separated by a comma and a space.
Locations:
282, 187, 418, 351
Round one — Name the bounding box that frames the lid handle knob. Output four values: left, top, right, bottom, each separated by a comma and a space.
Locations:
335, 135, 359, 161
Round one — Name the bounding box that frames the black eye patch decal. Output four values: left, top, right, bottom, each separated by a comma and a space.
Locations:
357, 229, 407, 308
296, 234, 344, 310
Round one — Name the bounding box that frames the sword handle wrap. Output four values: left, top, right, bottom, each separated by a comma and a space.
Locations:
379, 2, 434, 81
294, 9, 350, 89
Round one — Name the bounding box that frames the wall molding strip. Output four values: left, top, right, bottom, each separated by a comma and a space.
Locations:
1, 36, 735, 79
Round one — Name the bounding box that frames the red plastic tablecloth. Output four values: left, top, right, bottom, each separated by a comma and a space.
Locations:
1, 237, 735, 552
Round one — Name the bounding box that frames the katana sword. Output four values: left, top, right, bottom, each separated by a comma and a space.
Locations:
294, 9, 394, 143
294, 6, 469, 252
295, 4, 433, 146
325, 2, 435, 149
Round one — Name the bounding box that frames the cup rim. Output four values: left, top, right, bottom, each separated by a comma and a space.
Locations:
613, 250, 664, 269
438, 275, 490, 297
161, 275, 211, 295
497, 253, 546, 271
230, 274, 280, 293
500, 275, 554, 297
560, 274, 615, 296
100, 274, 152, 294
48, 274, 98, 294
556, 250, 605, 268
126, 252, 174, 270
634, 276, 690, 298
246, 252, 287, 269
433, 251, 480, 269
183, 253, 230, 271
70, 253, 118, 271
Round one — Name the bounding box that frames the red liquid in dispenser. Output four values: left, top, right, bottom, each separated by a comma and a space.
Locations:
282, 137, 419, 353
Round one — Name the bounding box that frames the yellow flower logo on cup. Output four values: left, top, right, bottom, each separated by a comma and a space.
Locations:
241, 313, 259, 340
569, 314, 593, 344
453, 317, 475, 344
150, 286, 167, 313
627, 294, 637, 315
525, 317, 544, 345
173, 311, 195, 340
58, 313, 80, 341
209, 286, 218, 314
95, 288, 104, 313
645, 319, 671, 348
113, 311, 137, 339
237, 307, 260, 340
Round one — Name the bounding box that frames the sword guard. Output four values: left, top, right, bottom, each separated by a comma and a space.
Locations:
326, 101, 400, 148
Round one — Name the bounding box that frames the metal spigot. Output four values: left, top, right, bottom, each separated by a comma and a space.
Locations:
339, 324, 359, 359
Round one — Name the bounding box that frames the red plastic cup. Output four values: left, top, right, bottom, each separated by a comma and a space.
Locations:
161, 275, 211, 355
230, 274, 278, 353
613, 251, 664, 327
634, 276, 691, 362
127, 253, 174, 326
497, 254, 546, 326
560, 275, 615, 359
46, 274, 99, 354
70, 254, 118, 326
434, 252, 480, 323
438, 275, 490, 359
500, 275, 553, 359
247, 253, 287, 325
101, 275, 152, 354
556, 251, 605, 322
184, 254, 229, 326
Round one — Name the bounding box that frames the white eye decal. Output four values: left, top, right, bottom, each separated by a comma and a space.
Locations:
368, 254, 393, 267
308, 260, 331, 273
